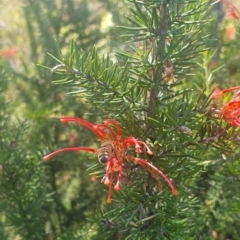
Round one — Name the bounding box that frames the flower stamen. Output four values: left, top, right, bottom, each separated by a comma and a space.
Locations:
43, 147, 96, 161
106, 171, 114, 204
43, 117, 177, 203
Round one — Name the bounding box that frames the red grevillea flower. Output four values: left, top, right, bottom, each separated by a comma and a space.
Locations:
225, 23, 236, 40
221, 0, 240, 20
211, 86, 240, 126
0, 48, 17, 58
211, 87, 222, 99
43, 117, 177, 203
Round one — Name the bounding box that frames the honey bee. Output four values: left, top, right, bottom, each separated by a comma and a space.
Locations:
98, 142, 117, 164
44, 116, 177, 203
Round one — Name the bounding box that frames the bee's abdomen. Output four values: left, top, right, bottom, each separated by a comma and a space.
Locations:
98, 142, 115, 164
98, 151, 109, 164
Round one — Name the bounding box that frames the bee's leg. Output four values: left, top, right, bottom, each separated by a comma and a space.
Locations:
101, 175, 106, 183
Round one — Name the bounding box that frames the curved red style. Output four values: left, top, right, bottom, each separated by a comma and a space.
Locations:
211, 86, 240, 126
43, 117, 177, 203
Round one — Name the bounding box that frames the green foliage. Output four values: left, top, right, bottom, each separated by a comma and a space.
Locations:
0, 0, 129, 239
1, 0, 240, 239
41, 0, 240, 239
0, 62, 50, 239
0, 65, 11, 240
0, 122, 51, 240
41, 0, 224, 239
193, 153, 240, 240
44, 1, 212, 118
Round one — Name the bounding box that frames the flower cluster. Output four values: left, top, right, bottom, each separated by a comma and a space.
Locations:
211, 86, 240, 126
219, 0, 240, 41
0, 48, 17, 58
43, 116, 177, 203
221, 0, 240, 20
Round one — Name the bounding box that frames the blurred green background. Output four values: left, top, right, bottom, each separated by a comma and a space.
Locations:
1, 0, 240, 239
